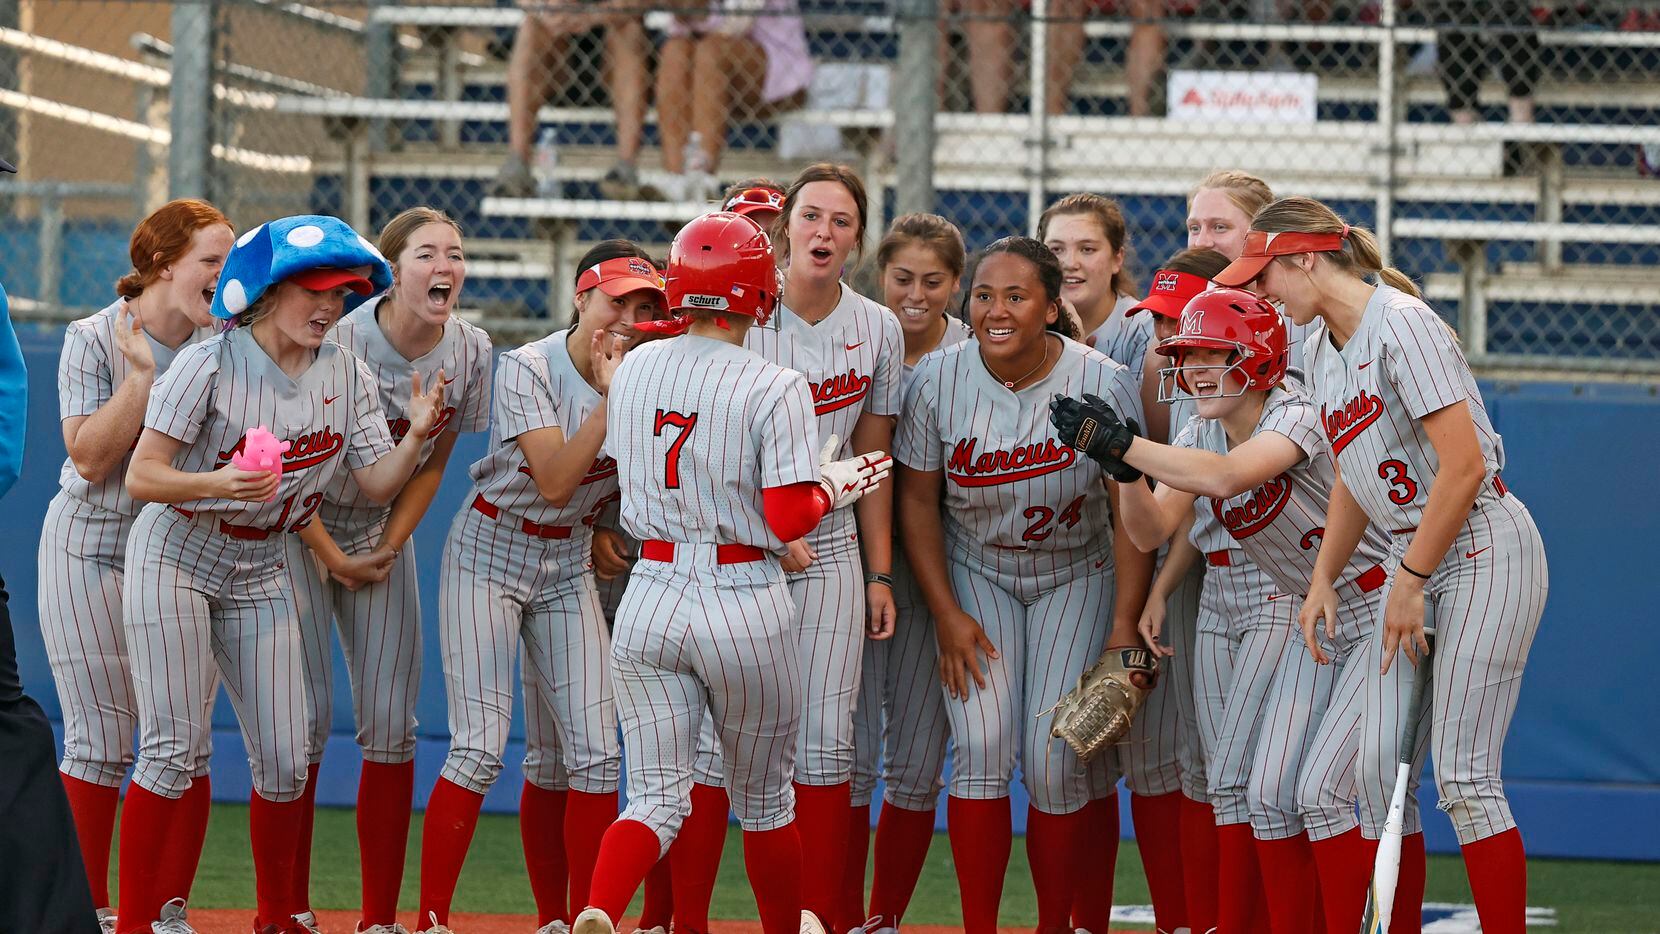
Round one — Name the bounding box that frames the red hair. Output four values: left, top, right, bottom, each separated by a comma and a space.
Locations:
115, 199, 231, 299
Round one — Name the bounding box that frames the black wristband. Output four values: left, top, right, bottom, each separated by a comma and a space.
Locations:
865, 572, 894, 589
1398, 560, 1432, 580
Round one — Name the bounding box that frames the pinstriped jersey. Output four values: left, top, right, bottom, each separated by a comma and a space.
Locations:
145, 327, 394, 526
746, 282, 903, 550
466, 328, 620, 533
1175, 384, 1393, 622
902, 316, 970, 388
319, 297, 492, 527
56, 300, 208, 515
1163, 391, 1236, 555
1088, 295, 1155, 390
895, 337, 1139, 567
607, 334, 820, 552
1303, 285, 1505, 534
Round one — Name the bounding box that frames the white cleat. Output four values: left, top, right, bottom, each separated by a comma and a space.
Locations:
295, 911, 324, 934
536, 923, 572, 934
419, 912, 458, 934
357, 926, 411, 934
571, 908, 616, 934
97, 908, 117, 934
800, 910, 829, 934
847, 917, 898, 934
151, 898, 198, 934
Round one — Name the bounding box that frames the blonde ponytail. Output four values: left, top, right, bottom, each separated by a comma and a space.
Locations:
1251, 196, 1422, 298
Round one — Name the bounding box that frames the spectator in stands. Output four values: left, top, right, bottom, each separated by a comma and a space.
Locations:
492, 0, 655, 198
647, 0, 813, 202
1430, 0, 1541, 124
947, 0, 1021, 113
1045, 0, 1165, 115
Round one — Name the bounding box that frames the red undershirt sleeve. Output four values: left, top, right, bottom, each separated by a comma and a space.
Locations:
762, 481, 831, 543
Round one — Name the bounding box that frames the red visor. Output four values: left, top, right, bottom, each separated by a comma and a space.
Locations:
576, 256, 667, 301
1128, 269, 1213, 319
289, 267, 375, 295
1213, 228, 1348, 288
722, 187, 785, 220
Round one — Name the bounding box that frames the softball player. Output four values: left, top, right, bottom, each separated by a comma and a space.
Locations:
40, 200, 230, 933
1039, 192, 1149, 375
1217, 198, 1549, 934
417, 241, 667, 934
115, 215, 443, 934
1061, 287, 1397, 934
282, 207, 492, 933
895, 236, 1151, 934
666, 164, 901, 932
842, 213, 969, 933
570, 211, 890, 934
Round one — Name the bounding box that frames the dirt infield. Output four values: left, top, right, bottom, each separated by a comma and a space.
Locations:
187, 909, 1132, 933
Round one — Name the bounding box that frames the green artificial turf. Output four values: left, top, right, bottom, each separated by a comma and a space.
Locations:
127, 805, 1660, 932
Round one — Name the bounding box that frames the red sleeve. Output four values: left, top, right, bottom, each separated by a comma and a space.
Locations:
762, 480, 830, 543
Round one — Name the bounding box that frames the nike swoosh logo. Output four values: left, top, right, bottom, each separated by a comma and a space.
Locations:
1093, 557, 1109, 570
1465, 546, 1491, 559
845, 342, 864, 351
1358, 360, 1374, 370
1267, 593, 1290, 601
443, 375, 458, 386
323, 394, 340, 405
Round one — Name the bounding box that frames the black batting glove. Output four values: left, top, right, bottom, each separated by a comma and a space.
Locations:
1049, 393, 1144, 483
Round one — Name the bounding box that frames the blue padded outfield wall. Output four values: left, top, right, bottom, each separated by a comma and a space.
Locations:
2, 323, 1656, 861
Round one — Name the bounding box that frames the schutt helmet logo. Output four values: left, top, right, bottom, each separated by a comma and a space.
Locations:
946, 437, 1076, 487
1321, 391, 1384, 455
1213, 474, 1293, 540
811, 369, 872, 415
684, 293, 728, 310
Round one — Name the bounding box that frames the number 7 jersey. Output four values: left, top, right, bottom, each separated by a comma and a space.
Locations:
607, 333, 821, 552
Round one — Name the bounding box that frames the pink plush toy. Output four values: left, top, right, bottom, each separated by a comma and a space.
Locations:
231, 425, 289, 501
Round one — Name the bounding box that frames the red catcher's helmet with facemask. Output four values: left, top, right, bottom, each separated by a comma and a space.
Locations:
1155, 287, 1288, 402
638, 211, 781, 335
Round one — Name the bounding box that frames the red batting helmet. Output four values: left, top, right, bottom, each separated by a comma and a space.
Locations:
665, 211, 780, 327
1155, 287, 1287, 401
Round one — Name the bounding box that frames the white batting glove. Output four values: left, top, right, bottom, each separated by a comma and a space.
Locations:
817, 434, 893, 511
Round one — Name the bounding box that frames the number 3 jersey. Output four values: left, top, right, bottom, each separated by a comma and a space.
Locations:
145, 326, 394, 525
465, 327, 621, 535
895, 336, 1139, 575
1303, 284, 1506, 534
607, 333, 821, 553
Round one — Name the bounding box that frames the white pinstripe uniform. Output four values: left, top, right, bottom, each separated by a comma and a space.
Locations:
606, 334, 821, 842
124, 327, 394, 800
1304, 285, 1548, 845
850, 314, 969, 810
1176, 383, 1394, 839
692, 283, 903, 788
1155, 391, 1209, 805
39, 301, 215, 788
288, 296, 492, 767
435, 327, 621, 796
1087, 295, 1154, 384
895, 337, 1140, 814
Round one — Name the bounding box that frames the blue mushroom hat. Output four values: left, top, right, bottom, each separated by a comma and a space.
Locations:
211, 214, 392, 320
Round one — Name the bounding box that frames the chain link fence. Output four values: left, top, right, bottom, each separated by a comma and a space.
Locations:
2, 0, 1658, 372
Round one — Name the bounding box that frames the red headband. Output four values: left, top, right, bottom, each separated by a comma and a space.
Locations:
1127, 269, 1214, 319
1213, 228, 1349, 287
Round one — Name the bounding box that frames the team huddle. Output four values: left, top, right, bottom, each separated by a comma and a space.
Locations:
38, 163, 1548, 934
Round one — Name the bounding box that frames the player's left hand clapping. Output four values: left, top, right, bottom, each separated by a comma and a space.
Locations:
1048, 394, 1143, 482
1380, 571, 1431, 675
405, 368, 448, 442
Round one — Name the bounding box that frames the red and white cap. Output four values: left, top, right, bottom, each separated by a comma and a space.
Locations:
575, 255, 667, 301
1212, 227, 1349, 288
1127, 269, 1213, 319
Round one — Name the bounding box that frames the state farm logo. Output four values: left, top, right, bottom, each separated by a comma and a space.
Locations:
1322, 391, 1383, 455
217, 427, 345, 472
946, 437, 1075, 487
1213, 474, 1292, 540
388, 406, 455, 443
811, 369, 871, 415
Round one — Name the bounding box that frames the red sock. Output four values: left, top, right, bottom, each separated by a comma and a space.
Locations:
1395, 832, 1426, 934
839, 803, 872, 929
669, 783, 730, 932
586, 819, 663, 922
114, 784, 180, 934
1179, 795, 1219, 934
1028, 807, 1087, 932
638, 857, 674, 930
946, 796, 1011, 934
743, 822, 805, 934
164, 776, 213, 903
1131, 791, 1187, 933
1217, 823, 1266, 934
249, 790, 307, 926
566, 789, 619, 912
793, 781, 852, 925
61, 774, 120, 907
1463, 829, 1526, 934
358, 760, 416, 927
418, 778, 486, 926
521, 782, 569, 925
1072, 795, 1120, 933
1256, 833, 1319, 934
868, 802, 936, 928
290, 762, 321, 914
1311, 828, 1371, 934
